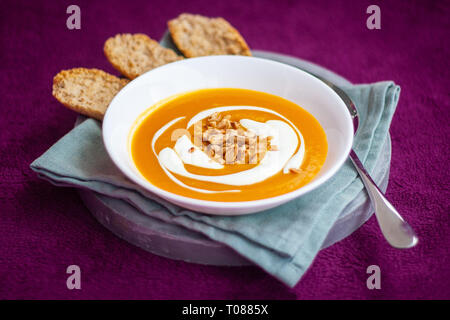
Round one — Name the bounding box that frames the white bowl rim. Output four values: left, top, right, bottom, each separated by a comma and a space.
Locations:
102, 55, 354, 212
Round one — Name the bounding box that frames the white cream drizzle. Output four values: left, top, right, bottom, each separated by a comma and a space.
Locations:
174, 135, 223, 169
151, 106, 306, 193
151, 117, 235, 194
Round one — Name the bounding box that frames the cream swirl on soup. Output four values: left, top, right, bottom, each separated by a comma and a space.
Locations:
130, 88, 327, 202
151, 106, 305, 193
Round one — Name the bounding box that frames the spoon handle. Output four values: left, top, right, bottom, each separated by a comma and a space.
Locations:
349, 150, 418, 248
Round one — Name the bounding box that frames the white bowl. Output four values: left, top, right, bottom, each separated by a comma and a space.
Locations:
103, 56, 353, 215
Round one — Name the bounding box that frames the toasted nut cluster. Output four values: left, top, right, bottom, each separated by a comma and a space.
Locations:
194, 112, 278, 164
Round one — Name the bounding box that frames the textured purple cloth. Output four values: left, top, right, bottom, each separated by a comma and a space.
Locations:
0, 0, 449, 299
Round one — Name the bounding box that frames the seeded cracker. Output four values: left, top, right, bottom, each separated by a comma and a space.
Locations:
52, 68, 129, 120
168, 13, 251, 57
104, 33, 183, 79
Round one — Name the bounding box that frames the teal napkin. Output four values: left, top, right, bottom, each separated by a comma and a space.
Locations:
31, 81, 400, 287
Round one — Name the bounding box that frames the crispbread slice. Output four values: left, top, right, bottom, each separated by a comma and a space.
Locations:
52, 68, 129, 120
104, 33, 183, 79
168, 13, 251, 57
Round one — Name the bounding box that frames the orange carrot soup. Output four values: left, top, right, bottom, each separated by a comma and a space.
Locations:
130, 88, 327, 201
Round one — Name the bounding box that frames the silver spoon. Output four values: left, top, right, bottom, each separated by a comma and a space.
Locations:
314, 75, 418, 248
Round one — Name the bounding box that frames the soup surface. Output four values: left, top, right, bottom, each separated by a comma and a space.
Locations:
131, 88, 327, 201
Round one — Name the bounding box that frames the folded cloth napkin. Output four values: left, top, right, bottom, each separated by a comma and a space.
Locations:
31, 81, 400, 287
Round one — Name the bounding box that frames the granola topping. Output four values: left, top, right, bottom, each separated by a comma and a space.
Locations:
194, 112, 278, 165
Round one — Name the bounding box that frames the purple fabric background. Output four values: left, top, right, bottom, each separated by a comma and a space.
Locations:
0, 0, 449, 299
